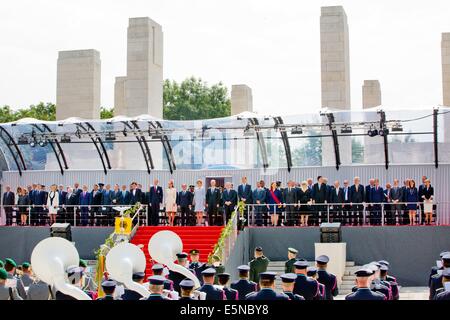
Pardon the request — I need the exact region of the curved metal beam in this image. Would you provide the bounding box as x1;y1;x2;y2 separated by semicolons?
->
122;121;154;174
75;123;111;175
274;117;293;172
150;121;176;174
249;118;269;171
0;126;27;176
325;113;341;170
379;111;389;170
32;124;68;175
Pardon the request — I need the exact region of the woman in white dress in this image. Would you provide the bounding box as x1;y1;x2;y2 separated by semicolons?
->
46;184;59;225
165;180;177;226
193;179;206;226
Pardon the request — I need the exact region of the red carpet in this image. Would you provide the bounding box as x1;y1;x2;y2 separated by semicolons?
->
130;226;223;276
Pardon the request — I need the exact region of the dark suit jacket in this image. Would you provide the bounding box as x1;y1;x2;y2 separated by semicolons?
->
389;187;403;202
58;191;67;205
222;189;238;207
148;186;163;205
101;190;113;206
206;188;221;207
110;190;121;205
65;193;78;206
329;187;344;204
421;186;434;200
311;183;328;203
91;190;103;206
79;192;91;206
176;190;193;207
369;186;384;203
283;187;298;204
129;189;142;205
118;191;131;205
350;185;364;203
238;184;253;204
2;191;15;206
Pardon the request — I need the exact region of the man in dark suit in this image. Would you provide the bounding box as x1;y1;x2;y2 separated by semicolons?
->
237;177;252;228
418;175;427;225
176;184;193;226
33;184;46;226
65;187;78;226
40;185;49;226
2;186;15;226
148;179;163;226
283;180;298;226
311;176;328;226
369;179;384;225
341;180;352;226
90;184;103;226
221;182;237;225
252;181;267;227
118;185;130;205
329;180;344;224
129;182;142;205
57;185;67;223
388;179;403;226
79;185;91;227
350;177;365;226
101;184;113;226
110;184;121;206
206;179;221;226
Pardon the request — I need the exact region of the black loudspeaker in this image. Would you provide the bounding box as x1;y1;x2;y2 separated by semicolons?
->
50;223;72;241
320;222;341;243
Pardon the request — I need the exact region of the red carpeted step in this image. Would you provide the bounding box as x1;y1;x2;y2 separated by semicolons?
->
130;226;224;278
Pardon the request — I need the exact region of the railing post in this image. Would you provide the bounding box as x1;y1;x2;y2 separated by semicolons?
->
28;205;31;225
363;205;366;226
418;203;422;225
381;203;385;226
74;208;77;227
327;204;330;223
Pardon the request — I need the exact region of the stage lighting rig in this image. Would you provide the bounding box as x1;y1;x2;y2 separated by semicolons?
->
379;128;389;137
367;127;379;137
341;125;352;134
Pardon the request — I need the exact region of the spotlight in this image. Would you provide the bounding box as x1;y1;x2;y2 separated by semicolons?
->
29;140;36;147
105;132;116;141
391;124;403;132
60;135;71;143
379;128;389;137
38;140;48;147
367;128;378;137
341;126;352;134
18;135;28;145
291;127;303;135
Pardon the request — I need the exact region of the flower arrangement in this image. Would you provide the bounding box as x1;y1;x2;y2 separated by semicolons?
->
207;210;237;264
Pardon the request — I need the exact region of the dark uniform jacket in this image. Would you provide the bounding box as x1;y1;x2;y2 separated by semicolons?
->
97;295;116;300
198;284;226;300
429;274;444;300
317;269;339;300
230;279;258;300
223;286;239;300
435;290;450;300
168;269;194;293
121;289;143;300
284;291;305;300
146;293;170;300
189;262;206;283
245;288;289;300
249;256;270;283
345;288;386;300
293;274;320;300
285;258;297;274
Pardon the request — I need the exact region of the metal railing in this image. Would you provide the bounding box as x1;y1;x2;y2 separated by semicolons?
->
243;201;440;226
0;201;440;227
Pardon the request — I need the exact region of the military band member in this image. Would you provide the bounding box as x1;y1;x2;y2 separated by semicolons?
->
315;255;339;300
55;266;94;300
230;265;257;300
249;247;270;283
97;280;119;300
145;276;171;300
3;258;26;299
121;272;146;300
434;269;450;300
367;263;392;300
179;279;196;300
430;253;450;300
0;268;23;300
217;273;238;300
79;259;97;291
169;252;192;293
306;267;325;300
379;262;399;300
198;268;226;300
345;269;386;300
246;272;289;300
285;248;298;273
280;273;305;300
20;262;33;287
151;264;174;291
292;260;320;300
26;279;54;300
189;249;205;282
429;251;449;287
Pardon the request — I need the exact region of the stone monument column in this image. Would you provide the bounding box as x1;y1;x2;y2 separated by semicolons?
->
56;49;101;120
442;33;450;142
320;6;351;166
231;84;253;115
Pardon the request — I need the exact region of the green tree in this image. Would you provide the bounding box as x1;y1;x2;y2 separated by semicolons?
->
291;133;322;167
352;138;364;164
163;77;231;120
100;107;114;119
0;102;55;122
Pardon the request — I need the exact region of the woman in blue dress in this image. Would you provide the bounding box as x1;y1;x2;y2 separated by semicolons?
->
406;179;418;225
266;182;283;227
193;179;206;226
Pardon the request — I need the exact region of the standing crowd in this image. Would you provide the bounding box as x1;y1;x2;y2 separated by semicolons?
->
2;175;435;227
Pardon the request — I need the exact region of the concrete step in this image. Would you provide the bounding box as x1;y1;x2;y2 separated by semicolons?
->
345;261;355;267
339;284;355;290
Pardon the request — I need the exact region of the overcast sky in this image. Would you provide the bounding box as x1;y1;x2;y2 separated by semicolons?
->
1;0;450;115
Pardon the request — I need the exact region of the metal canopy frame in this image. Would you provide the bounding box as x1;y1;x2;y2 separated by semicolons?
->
32;124;68;175
379;111;389;170
433;108;439;169
0;126;27;176
274;117;293;172
325;113;341;170
75;122;112;175
122;121;155;174
249;118;269;171
149;121;176;174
